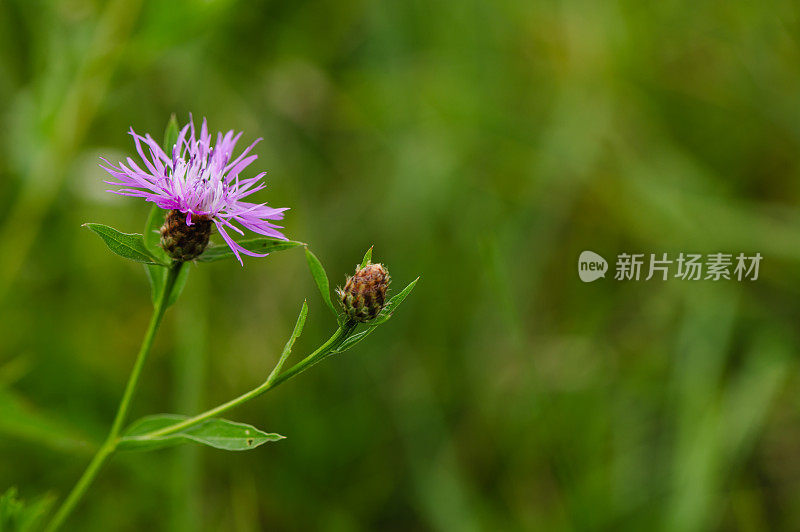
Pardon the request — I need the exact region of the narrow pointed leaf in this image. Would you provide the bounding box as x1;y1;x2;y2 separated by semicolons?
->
359;246;373;268
142;205;187;307
120;414;184;450
119;414;284;452
333;277;419;353
266;300;308;383
145;266;166;305
83;223;167;265
143;204;167;256
334;328;374;354
196;238;305;263
167;262;191;307
305;248;338;318
372;276;419;324
143;205;170;304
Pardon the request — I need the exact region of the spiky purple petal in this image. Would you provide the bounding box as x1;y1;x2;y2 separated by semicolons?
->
102;116;288;264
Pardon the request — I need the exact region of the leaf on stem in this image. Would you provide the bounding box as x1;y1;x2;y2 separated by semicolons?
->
372;276;419;325
167;262;190;307
119;414;284;452
304;248;338;319
196;238;305;263
266;300;308;384
142;207;189;307
83;223;167;265
143;205;170;304
359;246;373;268
333;277;419;353
143;204;166;256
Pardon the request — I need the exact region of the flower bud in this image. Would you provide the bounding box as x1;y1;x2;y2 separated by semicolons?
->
160;209;212;261
337;263;391;322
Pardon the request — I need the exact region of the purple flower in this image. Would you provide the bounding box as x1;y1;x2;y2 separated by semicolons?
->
101;116;288;264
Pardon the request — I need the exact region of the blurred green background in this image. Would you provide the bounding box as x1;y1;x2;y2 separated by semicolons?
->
3;0;800;530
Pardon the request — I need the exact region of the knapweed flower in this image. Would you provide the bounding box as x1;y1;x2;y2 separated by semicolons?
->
101;116;288;264
337;263;391;322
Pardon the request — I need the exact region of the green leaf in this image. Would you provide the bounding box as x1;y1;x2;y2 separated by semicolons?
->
146;263;189;308
141;207;187;307
333;277;419;353
334;328;374;354
305;248;338;319
372;276;419;325
359;246;373;268
83;223;167;265
145;265;165;305
266;300;308;383
163;113;179;153
143;205;170;304
196;238;305;262
0;487;55;532
119;414;284;452
167;262;191;307
143;204;166;256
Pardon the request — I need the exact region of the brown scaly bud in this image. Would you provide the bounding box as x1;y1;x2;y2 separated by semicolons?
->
160;209;212;261
337;263;391;322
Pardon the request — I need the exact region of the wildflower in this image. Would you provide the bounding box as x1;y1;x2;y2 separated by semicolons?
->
337;263;391;322
101;116;288;263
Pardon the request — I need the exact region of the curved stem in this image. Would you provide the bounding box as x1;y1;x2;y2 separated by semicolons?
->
135;320;356;440
109;263;181;436
46;262;182;532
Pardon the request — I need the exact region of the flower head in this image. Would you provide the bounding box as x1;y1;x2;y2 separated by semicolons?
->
101;116;288;264
337;263;391;322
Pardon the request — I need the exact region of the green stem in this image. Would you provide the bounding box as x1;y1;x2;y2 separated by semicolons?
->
45;262;182;532
109;263;180;436
136;320;356;440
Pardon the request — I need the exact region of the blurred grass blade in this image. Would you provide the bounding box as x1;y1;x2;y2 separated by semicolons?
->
83;223;167;265
119;414;284;452
266;300;308;384
0;0;143;303
359;246;373;268
304;248;338;319
163;113;179;153
0;355;32;387
0;487;56;532
196;238;305;262
0;388;94;455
